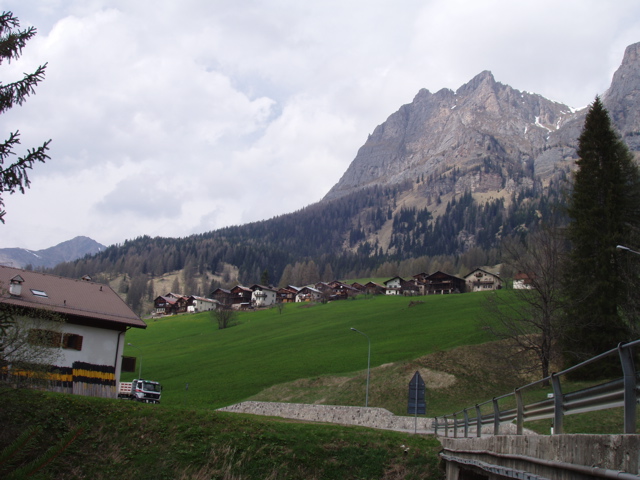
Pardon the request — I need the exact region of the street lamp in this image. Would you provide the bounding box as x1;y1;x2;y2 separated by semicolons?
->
350;327;371;407
616;245;640;256
128;343;143;379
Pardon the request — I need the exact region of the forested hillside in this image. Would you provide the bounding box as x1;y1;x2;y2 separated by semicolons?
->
50;173;565;297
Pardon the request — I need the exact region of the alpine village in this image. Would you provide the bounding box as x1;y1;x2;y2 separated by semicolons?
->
3;8;640;478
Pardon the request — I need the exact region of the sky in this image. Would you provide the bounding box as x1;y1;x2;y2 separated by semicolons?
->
1;0;639;251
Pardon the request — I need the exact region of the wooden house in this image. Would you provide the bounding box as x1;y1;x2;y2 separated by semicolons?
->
363;281;385;295
153;294;188;315
295;286;322;302
276;286;299;303
211;288;232;307
230;285;253;305
421;271;465;295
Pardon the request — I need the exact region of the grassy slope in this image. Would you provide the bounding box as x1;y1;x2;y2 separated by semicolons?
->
123;292;496;409
0;389;442;480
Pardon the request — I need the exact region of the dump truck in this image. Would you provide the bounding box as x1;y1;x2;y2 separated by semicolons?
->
118;378;162;403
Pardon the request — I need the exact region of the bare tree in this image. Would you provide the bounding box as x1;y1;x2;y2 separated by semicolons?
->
1;304;64;391
210;307;238;330
480;224;567;381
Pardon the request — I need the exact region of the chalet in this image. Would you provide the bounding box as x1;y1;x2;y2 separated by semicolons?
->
0;265;146;399
327;281;360;299
513;272;535;290
230;285;253;305
295;286;322;302
250;285;277;307
314;282;333;298
153;293;188;315
276;286;299;303
384;276;404;295
211;287;232;307
400;279;420;296
187;296;219;312
350;282;366;293
153;295;174;315
363;281;386;295
421;271;465;295
412;272;430;284
464;268;503;292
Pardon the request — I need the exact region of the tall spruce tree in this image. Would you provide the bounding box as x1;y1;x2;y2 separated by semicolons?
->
562;97;640;371
0;11;51;223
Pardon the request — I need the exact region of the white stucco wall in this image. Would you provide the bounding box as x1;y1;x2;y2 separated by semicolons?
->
252;289;276;307
12;316;125;385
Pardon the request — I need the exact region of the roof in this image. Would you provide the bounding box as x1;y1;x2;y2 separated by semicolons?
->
0;265;146;329
250;284;277;292
189;295;219;304
463;268;501;280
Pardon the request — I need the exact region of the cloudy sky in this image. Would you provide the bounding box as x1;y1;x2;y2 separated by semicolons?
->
1;0;639;250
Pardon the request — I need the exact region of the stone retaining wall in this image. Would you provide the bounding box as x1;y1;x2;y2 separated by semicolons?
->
217;401;434;433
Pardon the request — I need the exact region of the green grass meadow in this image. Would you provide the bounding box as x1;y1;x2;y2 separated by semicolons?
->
3;289;635;479
122;292;495;409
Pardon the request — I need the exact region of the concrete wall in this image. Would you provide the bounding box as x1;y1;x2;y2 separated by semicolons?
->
218;401;434;433
440;435;640;479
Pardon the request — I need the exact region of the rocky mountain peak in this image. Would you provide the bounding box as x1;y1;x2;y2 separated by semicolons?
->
457;70;496;93
324;66;575;202
324;43;640;206
603;42;640;149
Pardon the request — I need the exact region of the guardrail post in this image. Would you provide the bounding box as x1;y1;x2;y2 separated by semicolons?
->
463;408;469;438
515;388;524;435
475;404;482;437
618;343;637;434
443;415;449;437
551;373;564;435
492;397;500;436
453;413;458;438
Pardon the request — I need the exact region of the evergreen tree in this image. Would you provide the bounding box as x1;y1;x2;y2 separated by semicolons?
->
0;12;51;223
562;97;640;370
260;269;270;286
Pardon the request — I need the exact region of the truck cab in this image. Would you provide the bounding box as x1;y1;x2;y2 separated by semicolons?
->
119;378;162;403
133;379;161;403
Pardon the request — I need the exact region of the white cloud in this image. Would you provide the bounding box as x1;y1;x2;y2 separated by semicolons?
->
1;0;639;250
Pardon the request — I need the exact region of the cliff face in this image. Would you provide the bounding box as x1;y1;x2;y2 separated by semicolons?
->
324;42;640;203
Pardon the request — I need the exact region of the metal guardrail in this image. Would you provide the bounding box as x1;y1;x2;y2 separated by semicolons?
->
434;340;640;437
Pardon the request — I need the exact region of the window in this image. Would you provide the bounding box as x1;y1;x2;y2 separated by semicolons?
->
30;289;48;297
62;333;83;350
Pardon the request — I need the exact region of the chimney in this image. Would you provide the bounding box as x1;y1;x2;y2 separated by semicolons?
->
9;275;24;296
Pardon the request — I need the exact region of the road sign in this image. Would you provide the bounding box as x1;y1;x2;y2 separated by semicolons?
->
408;371;426;415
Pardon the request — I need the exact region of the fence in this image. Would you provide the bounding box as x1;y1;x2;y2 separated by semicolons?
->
434;340;640;437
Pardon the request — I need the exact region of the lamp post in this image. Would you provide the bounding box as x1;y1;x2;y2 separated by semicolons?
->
350;327;371;407
616;245;640;256
128;343;143;379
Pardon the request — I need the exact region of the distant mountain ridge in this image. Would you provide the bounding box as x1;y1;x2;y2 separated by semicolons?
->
0;236;106;269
